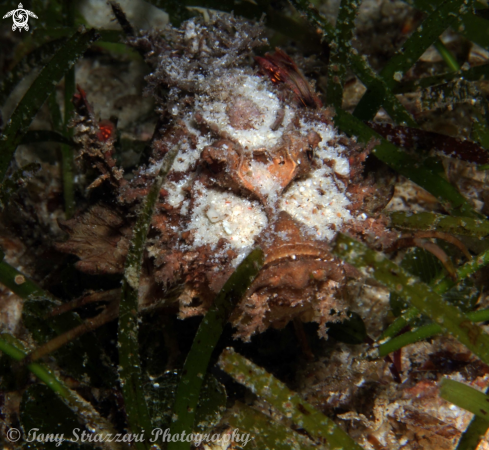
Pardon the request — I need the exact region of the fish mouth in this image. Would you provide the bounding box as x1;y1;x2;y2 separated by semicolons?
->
262;242;330;267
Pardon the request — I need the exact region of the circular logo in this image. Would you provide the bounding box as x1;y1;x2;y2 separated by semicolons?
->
7;427;21;442
13;9;28;28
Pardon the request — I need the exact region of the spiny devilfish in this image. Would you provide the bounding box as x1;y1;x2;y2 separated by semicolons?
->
58;14;395;341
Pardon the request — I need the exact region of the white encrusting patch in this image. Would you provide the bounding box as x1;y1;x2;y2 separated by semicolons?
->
279;174;352;240
166;177;191;208
187;182;268;252
197;70;292;150
164;122;212;211
170;127;211;173
278;121;352;239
